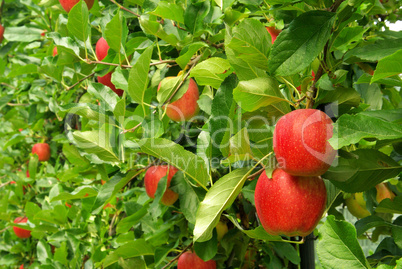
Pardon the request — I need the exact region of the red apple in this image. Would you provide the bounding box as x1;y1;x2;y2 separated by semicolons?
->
0;24;4;44
20;265;24;269
58;0;94;13
254;169;326;237
144;165;179;206
158;78;199;122
266;26;281;44
177;251;216;269
53;47;58;57
32;143;51;162
97;72;124;96
13;217;31;239
65;202;72;208
95;37;109;61
273;109;336;176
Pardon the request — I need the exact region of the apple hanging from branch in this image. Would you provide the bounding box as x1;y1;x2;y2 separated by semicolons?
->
144;165;179;206
177;251;216;269
32;143;51;162
13;217;32;239
58;0;94;13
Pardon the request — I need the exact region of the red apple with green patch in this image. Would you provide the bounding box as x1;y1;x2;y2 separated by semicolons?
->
273;109;336;176
254;169;327;237
177;251;216;269
32;143;51;162
144;165;179;206
13;217;31;239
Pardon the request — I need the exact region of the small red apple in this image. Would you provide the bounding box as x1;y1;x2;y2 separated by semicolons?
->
32;143;51;162
65;202;72;208
144;165;179;206
58;0;94;13
97;72;124;96
53;47;58;57
177;251;216;269
13;217;32;239
158;78;200;122
273;109;336;176
266;26;281;44
20;264;24;269
95;37;109;61
0;24;4;44
255;169;326;237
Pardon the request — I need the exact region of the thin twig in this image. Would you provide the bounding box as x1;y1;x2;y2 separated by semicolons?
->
87;60;131;68
150;59;177;66
247;167;265;180
1;82;17;90
0;226;10;234
67;72;95;90
108;212;118;237
121;122;142;134
110;0;140;17
7;103;29;107
161;242;194;269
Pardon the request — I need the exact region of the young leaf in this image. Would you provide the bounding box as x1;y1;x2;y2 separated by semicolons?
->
190;57;232;89
103;240;154;267
184;1;210;35
151;1;185;24
105;11;128;54
268;11;336;76
372;49;402;82
318;216;371;269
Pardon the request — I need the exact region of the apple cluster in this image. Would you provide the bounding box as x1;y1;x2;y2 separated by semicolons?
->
255;109;336;237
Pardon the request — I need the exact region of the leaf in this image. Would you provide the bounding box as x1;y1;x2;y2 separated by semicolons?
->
139;138;209;188
315;87;361;107
72;130;120;164
127;45;153;116
268;11;336;76
226;215;282;241
376;196;402;215
227;19;271;71
156;76;190;104
355;216;392;237
193;168;249;242
317;216;370;269
151;1;185;24
184;1;210;35
48;32;80;56
190;57;232;89
332;26;367;51
323;149;402;193
105;11;128;54
176;42;208;69
233;77;288;112
344;38;402;62
67;1;90;42
3;26;42;42
50;186;98;201
223;128;253;164
372;49;402;82
103;240;154;267
139;15;179;47
328;112;402;149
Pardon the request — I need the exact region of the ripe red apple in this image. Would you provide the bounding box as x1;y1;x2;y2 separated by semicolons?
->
266;26;281;44
58;0;94;13
97;72;124;96
273;109;336;176
95;37;109;61
20;264;24;269
32;143;51;162
254;169;327;237
53;47;58;57
177;251;216;269
0;24;5;43
158;78;200;122
144;165;179;206
13;217;32;239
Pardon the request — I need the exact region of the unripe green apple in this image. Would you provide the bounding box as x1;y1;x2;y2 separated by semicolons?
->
215;221;228;241
254;169;326;237
0;24;4;44
158;78;200;122
273;109;336;176
13;217;31;239
144;165;179;206
266;26;281;44
32;143;51;162
58;0;94;13
177;251;216;269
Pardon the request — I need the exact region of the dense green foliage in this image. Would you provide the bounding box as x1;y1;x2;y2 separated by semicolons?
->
0;0;402;268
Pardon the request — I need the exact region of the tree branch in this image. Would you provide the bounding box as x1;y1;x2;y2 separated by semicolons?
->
67;72;95;90
110;0;140;17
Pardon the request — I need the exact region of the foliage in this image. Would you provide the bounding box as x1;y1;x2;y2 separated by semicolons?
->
0;0;402;268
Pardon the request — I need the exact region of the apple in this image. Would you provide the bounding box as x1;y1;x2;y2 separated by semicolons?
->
144;165;179;206
20;265;24;269
32;143;51;162
95;37;124;96
273;109;336;176
65;202;72;208
58;0;94;13
346;183;395;219
177;251;216;269
0;24;5;43
53;47;58;57
254;169;326;237
266;26;281;44
13;217;31;239
158;78;200;122
215;221;228;241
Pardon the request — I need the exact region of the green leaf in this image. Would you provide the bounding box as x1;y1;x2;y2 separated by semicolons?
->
317;216;370;269
376;196;402;215
67;0;90;42
226;215;282;241
139;15;179;47
3;26;42;42
194;234;218;261
345;38;402;62
176;42;208;69
324;149;402;193
127;45;153;116
50;186;98;201
72;130;120;164
332;26;367;51
268;11;336;76
190;57;232;89
194;168;249;242
372;49;402;82
233;77;288;112
105;11;128;54
223;128;252;164
116;202;150;234
156;76;190;104
7;64;38;78
103;240;154;267
329;112;402;149
315;87;361;107
355;215;392;237
184;1;210;35
227;19;271;71
139;138;209;189
151;1;185;24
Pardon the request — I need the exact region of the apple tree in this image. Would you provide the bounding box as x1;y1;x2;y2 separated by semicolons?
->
0;0;402;268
